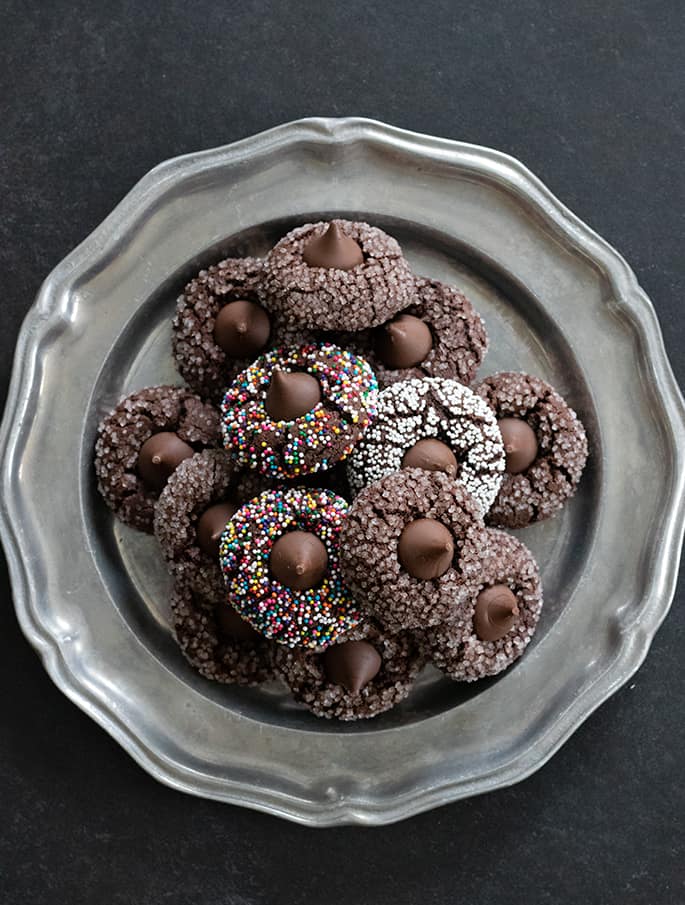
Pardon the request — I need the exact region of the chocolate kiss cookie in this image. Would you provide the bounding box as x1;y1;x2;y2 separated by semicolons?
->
172;256;315;401
475;372;588;528
221;343;378;479
170;578;276;686
364;277;488;388
419;529;542;681
339;469;490;632
346;377;505;515
94;385;220;533
219;488;361;649
261;220;415;331
154;450;268;604
273;620;424;720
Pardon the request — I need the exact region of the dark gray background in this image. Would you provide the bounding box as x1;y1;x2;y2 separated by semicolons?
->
2;1;683;903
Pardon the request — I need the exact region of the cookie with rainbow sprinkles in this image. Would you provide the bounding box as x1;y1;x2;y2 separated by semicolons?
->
220;342;378;479
219;487;361;649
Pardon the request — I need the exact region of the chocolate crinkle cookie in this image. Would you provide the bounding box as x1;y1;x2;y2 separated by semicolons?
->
172;256;315;401
419;529;542;681
154;450;268;604
273;620;424;720
171;578;276;686
358;277;488;388
346;377;504;515
475;372;588;528
261;220;415;331
339;468;490;632
94;385;220;533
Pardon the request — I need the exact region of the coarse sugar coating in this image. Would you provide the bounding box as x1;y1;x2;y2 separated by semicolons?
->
154;450;269;604
261;220;415;331
355;277;488;387
172;256;315;402
94;385;220;533
219;488;361;649
346;377;505;515
475;372;588;528
419;529;542;681
273;620;424;720
339;469;491;632
170;578;276;685
221;343;378;479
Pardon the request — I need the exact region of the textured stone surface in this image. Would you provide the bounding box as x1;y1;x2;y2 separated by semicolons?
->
2;2;684;903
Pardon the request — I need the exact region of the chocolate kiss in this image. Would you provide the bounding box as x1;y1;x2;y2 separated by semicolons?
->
402;438;458;478
265;368;322;422
498;417;539;474
270;530;329;590
473;585;520;641
375;314;433;369
137;432;194;492
213;300;270;358
323;640;382;694
196;501;239;558
214;603;261;642
302;221;364;270
397;518;454;580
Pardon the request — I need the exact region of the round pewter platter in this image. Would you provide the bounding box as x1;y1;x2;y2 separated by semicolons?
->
2;117;684;826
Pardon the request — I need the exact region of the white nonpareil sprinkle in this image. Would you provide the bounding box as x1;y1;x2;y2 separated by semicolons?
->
346;377;505;515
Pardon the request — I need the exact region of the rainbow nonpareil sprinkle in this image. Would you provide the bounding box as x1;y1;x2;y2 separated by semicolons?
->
220;343;378;479
219;487;361;649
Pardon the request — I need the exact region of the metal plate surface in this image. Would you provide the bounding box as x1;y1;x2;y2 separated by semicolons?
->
2;118;684;825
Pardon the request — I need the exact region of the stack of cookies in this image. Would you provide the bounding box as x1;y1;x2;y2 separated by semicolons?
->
94;220;588;720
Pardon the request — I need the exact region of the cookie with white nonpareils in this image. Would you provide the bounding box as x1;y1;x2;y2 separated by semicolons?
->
339;469;491;632
94;385;220;534
261;220;415;331
221;343;378;480
346;377;505;515
154;450;269;605
273;620;424;721
172;256;315;402
475;372;588;528
418;529;542;681
170;578;276;686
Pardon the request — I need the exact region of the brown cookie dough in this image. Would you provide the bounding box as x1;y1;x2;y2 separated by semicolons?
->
94;385;220;533
261;220;415;331
475;372;588;528
273;620;424;720
339;469;490;632
172;256;315;401
170;578;276;686
154;450;269;604
418;529;542;681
